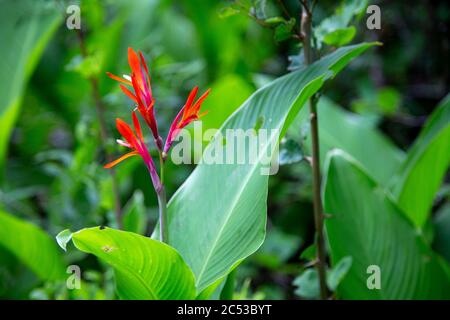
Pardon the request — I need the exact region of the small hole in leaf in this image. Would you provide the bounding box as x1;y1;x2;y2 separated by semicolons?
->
102;245;115;253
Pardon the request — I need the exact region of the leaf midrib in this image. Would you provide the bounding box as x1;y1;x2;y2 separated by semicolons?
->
194;77;326;289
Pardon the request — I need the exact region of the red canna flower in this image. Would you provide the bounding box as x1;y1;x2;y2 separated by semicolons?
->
107;48;162;150
163;86;210;156
104;111;161;192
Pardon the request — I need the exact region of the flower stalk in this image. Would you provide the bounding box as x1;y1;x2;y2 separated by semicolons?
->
157;152;168;242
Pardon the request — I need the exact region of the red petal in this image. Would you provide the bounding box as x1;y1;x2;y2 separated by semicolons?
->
132;111;144;143
185;86;199;110
119;85;138;103
138;50;152;95
106;72;132;86
116;118;138;149
193;88;211;113
128;48;144;89
104;151;139;168
131;75;147;116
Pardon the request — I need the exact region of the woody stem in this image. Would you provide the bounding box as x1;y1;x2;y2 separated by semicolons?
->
300;0;328;299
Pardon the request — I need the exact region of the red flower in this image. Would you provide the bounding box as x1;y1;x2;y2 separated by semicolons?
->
163;86;210;156
104;112;161;191
107;48;162;150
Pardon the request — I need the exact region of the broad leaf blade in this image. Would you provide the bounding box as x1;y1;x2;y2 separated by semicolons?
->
296;97;405;185
433;203;450;262
0;0;61;172
0;210;65;281
323;150;450;299
72;227;196;300
390;94;450;227
163;43;377;292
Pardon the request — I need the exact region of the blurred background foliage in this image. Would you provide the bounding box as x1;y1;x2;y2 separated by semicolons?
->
0;0;448;299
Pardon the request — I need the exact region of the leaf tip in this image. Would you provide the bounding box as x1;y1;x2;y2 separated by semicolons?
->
56;229;73;252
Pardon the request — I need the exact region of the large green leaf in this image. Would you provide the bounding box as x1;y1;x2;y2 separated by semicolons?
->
161;43;377;292
296;97;405;185
71;227;196;300
0;0;61;172
433;202;450;262
0;210;65;281
323;150;450;299
390;94;450;227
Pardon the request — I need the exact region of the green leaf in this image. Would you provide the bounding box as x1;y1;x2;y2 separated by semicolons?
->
161;43;377;292
0;210;65;281
327;256;353;291
377;87;401;115
56;229;73;252
122;190;148;235
323;26;356;47
0;0;61;173
323;150;450;299
264;16;286;25
71;227;196;300
294;256;353;298
315;0;368;48
433;202;450;262
274;18;296;42
218;5;241;19
200;74;254;133
294;268;320;299
296;97;405;185
300;244;317;261
390;94;450;227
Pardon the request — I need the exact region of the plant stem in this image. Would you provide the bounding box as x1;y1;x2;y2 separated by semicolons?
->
76;29;123;229
157;154;168;243
300;0;328;300
157;188;168;243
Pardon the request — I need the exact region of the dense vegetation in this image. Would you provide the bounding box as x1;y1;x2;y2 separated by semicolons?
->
0;0;449;300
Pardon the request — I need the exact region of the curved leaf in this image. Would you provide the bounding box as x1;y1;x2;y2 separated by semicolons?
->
71;227;196;300
390;94;450;227
323;150;450;299
0;0;61;172
161;43;377;291
0;210;65;281
295;97;405;185
433;203;450;262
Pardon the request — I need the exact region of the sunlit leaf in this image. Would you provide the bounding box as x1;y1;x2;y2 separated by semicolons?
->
160;43;377;292
70;227;196;300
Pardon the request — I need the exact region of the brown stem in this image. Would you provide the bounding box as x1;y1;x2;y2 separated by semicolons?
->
76;30;122;229
300;1;328;300
276;0;292;19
